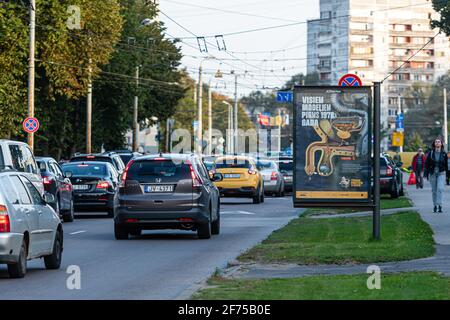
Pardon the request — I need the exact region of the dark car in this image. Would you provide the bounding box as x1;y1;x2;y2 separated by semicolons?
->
111;150;143;166
36;157;75;222
70;152;126;175
380;155;404;198
61;162;120;217
114;153;223;240
274;156;293;192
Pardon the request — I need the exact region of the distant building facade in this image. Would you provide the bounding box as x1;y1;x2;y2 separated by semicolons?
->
307;0;450;149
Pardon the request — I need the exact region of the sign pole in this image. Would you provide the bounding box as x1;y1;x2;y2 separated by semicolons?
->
373;82;381;240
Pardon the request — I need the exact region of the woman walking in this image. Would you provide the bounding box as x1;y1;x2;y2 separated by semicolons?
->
425;138;448;213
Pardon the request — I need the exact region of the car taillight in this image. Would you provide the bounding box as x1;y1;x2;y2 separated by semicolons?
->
248;168;258;175
0;205;10;233
96;181;110;189
189;165;202;188
271;171;278;180
122;160;134;182
386;166;393;176
43;176;53;185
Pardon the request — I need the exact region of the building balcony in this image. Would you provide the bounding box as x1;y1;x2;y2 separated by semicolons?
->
389;30;436;37
389;42;434;49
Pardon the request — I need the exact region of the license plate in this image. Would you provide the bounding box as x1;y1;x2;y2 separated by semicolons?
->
144;185;174;193
284;176;292;181
73;184;89;191
224;174;240;179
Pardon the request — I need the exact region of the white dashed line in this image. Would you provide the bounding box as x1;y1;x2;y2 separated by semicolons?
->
70;230;87;235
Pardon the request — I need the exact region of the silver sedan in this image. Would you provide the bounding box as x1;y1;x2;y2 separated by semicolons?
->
256;159;285;197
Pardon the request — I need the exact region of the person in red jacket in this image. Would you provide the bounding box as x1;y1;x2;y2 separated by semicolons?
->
412;148;426;189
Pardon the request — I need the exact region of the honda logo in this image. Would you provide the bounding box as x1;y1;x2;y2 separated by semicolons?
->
155;178;162;183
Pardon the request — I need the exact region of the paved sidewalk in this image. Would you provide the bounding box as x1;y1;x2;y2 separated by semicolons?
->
220;183;450;280
407;182;450;245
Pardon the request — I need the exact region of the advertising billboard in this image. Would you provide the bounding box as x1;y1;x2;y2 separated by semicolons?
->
293;86;373;207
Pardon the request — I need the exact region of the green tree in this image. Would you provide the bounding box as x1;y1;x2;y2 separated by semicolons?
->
0;2;28;138
431;0;450;35
405;132;425;152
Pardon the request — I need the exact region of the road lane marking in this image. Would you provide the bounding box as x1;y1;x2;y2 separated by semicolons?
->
70;230;87;235
222;211;255;215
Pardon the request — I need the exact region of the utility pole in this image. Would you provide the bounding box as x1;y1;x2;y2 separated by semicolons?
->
27;0;36;152
278;109;282;154
86;59;93;153
397;95;403;153
234;74;238;155
373;82;381;240
208;81;212;155
197;65;203;154
444;88;448;146
133;65;140;152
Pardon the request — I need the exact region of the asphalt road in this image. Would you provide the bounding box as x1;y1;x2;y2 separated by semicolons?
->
0;196;301;300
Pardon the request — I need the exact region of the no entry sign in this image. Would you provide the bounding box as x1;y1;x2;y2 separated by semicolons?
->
338;74;362;87
23;117;40;133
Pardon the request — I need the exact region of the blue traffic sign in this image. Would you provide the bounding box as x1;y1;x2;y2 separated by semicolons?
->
277;91;293;103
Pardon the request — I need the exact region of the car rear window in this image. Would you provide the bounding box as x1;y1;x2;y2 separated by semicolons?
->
119;154;133;165
62;163;107;176
127;160;191;181
257;161;276;170
278;161;293;172
71;156;113;164
215;159;252;169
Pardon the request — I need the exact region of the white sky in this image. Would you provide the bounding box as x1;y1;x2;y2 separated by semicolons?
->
158;0;320;98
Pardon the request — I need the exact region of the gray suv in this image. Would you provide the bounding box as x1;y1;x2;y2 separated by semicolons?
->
114;154;223;240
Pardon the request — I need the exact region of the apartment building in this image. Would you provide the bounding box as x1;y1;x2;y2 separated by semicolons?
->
307;0;450;146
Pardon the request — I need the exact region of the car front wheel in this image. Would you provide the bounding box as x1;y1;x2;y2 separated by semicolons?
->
211;204;220;235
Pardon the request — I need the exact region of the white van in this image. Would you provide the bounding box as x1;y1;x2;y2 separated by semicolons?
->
0;140;44;195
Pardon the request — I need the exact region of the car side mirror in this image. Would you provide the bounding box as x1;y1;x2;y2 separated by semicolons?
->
211;173;223;182
43;192;56;205
64;171;73;178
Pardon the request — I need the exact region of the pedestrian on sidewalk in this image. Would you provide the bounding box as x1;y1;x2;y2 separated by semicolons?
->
412;148;426;189
424;138;448;213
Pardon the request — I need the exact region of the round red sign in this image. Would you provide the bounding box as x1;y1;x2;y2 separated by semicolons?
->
23;117;40;133
338;74;362;87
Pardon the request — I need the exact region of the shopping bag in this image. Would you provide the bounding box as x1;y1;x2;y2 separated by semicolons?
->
408;172;416;185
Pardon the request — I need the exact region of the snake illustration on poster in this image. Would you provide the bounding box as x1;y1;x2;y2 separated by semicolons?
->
293;86;373;207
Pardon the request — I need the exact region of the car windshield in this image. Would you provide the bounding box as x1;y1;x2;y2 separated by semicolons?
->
62;163;107;176
0;146;4;168
215;159;252;169
127;160;191;180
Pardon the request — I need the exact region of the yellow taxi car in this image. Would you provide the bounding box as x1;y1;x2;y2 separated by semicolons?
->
212;156;264;204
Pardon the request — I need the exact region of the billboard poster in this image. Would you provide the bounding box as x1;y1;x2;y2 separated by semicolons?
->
293;86;372;207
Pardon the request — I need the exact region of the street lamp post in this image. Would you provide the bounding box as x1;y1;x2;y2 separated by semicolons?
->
27;0;36;152
197;64;203;154
223;101;233;154
133;65;141;152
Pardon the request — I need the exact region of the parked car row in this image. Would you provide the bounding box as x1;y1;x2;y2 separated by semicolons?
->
1;140;63;278
0;141;144;278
